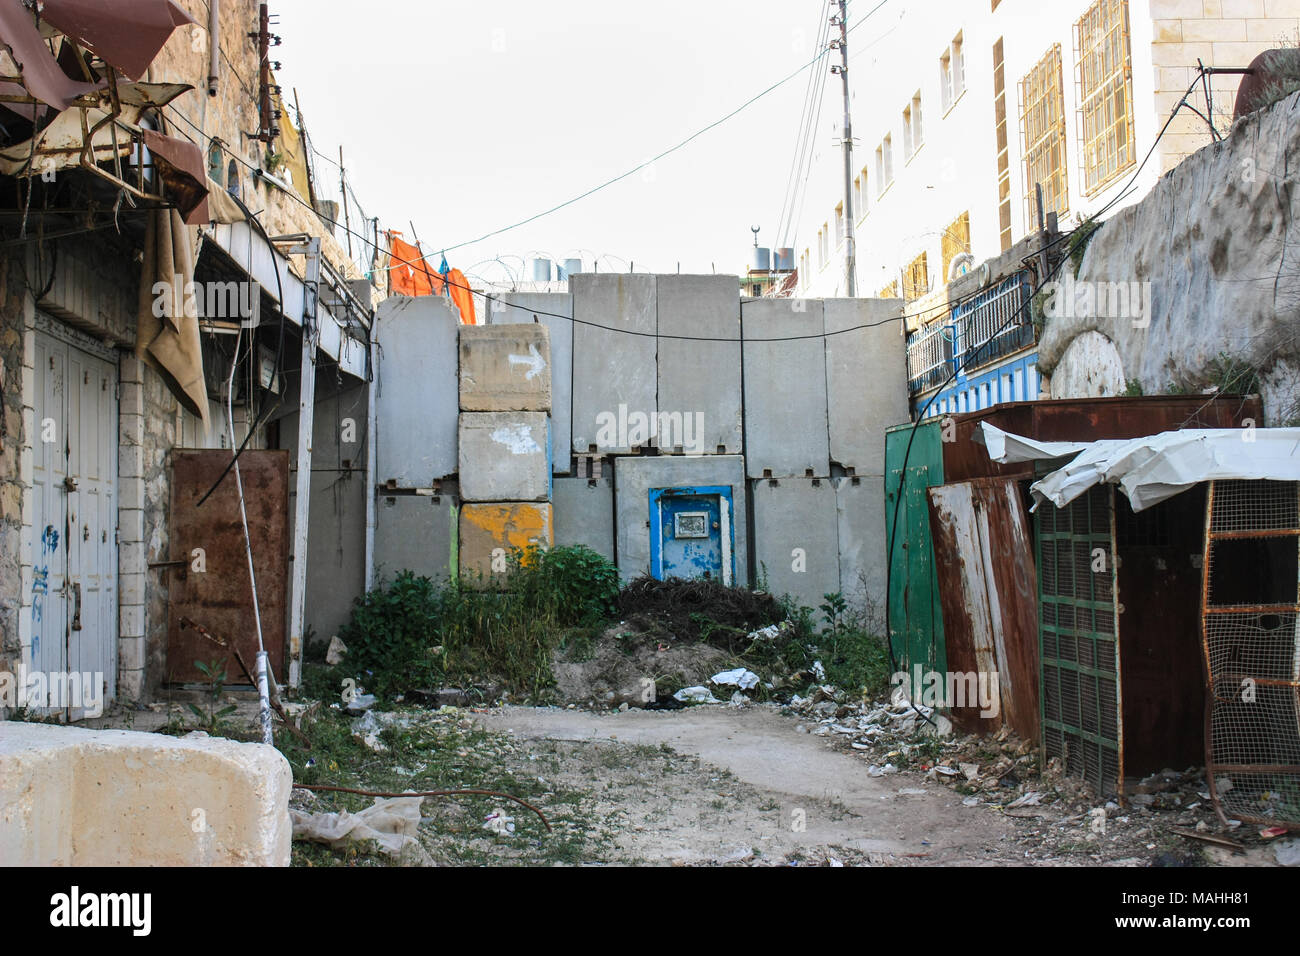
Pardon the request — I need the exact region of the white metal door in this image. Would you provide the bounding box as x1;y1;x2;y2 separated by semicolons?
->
31;326;117;718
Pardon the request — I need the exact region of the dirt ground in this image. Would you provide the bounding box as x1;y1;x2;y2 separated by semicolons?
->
474;703;1019;865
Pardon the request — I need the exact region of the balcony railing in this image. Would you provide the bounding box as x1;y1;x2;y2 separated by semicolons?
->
906;272;1034;394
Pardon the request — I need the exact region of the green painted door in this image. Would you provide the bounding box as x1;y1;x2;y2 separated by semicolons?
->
884;422;946;678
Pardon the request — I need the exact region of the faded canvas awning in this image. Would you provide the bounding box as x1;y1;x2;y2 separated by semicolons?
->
978;422;1300;512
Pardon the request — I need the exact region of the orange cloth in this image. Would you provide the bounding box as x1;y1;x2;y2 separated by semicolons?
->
387;233;443;297
446;268;476;325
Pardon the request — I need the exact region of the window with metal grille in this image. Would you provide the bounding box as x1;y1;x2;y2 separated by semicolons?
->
903;92;923;160
876;135;893;195
903;251;929;301
941;211;971;284
1020;44;1069;228
1075;0;1135;196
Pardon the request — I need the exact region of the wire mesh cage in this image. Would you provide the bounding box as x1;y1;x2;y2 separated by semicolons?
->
1202;479;1300;830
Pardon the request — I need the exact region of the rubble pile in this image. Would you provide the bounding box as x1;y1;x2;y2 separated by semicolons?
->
785;686;1293;864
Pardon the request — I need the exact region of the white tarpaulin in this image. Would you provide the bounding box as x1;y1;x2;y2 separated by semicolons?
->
977;422;1300;512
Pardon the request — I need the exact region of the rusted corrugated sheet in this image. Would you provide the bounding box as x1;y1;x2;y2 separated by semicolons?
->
928;478;1041;743
165;450;289;684
40;0;195;81
940;395;1263;482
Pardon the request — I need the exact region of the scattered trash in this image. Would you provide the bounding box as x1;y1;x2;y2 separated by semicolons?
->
811;660;826;681
673;686;720;704
325;635;348;666
960;763;980;781
1005;792;1043;809
350;711;387;752
344;692;376;716
1260;825;1289;839
290;796;424;858
482;809;516;836
710;668;760;691
1275;839;1300;867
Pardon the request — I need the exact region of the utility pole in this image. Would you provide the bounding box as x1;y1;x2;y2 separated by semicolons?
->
831;0;856;296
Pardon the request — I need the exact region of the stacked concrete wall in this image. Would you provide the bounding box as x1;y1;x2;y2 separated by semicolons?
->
552;476;614;562
456;323;554;581
570;274;657;454
656;276;743;454
488;293;572;472
373;483;457;585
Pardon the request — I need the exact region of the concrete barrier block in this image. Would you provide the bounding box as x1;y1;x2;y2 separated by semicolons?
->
0;722;291;865
552;476;614;562
459;502;553;583
459;323;552;412
375;296;460;486
374;481;458;584
490;293;573;473
656;275;743;454
458;412;550;502
614;455;747;584
742;299;829;478
824;299;908;475
752;477;840;613
571;274;656;454
835;475;888;611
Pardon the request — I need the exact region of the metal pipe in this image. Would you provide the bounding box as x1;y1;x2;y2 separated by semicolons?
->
207;0;220;97
364;328;377;594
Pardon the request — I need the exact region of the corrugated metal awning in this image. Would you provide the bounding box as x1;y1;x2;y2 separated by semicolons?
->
978;422;1300;512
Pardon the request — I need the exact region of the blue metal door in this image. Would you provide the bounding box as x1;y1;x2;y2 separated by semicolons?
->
649;486;734;584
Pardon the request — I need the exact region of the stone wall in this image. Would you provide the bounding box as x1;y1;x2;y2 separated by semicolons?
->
0;251;27;716
1040;88;1300;424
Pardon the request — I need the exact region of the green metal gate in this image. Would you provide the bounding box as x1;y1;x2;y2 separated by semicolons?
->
1035;482;1122;795
884;422;947;676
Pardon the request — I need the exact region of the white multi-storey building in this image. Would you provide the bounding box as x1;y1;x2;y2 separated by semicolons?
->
788;0;1298;415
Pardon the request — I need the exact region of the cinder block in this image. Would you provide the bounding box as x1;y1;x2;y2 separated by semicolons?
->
490;293;573;472
570;274;656;454
552;476;614;562
459;323;552;412
459;502;553;583
373;484;457;584
613;455;747;584
374;296;460;486
742;299;829;478
835;475;888;614
824;299;908;475
655;275;743;454
457;412;550;502
0;722;291;865
751;477;839;614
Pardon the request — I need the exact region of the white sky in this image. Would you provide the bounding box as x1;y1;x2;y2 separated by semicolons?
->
273;0;856;283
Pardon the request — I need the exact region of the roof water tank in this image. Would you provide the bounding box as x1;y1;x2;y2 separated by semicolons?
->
751;246;771;272
562;257;583;278
530;258;552;282
775;248;795;271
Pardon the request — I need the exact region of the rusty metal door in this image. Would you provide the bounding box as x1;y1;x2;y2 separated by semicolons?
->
928;478;1041;743
165;449;289;684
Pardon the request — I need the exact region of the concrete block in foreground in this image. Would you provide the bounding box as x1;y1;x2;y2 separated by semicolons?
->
0;722;291;866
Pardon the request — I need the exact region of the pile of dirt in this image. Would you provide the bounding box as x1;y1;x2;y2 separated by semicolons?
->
552;620;732;708
615;577;784;650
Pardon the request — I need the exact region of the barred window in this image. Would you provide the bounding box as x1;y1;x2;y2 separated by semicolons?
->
1020;44;1069;227
1075;0;1135;195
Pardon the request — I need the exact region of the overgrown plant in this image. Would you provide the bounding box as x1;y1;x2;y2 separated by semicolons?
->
189;658;238;733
